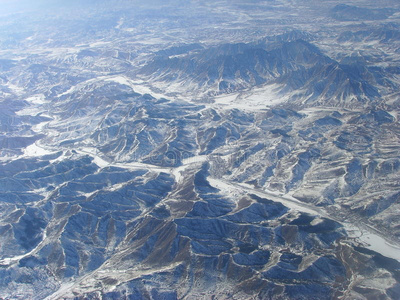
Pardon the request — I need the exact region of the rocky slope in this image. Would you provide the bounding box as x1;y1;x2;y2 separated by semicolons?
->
1;0;400;299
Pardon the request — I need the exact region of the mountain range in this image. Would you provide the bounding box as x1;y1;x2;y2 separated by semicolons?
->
1;0;400;299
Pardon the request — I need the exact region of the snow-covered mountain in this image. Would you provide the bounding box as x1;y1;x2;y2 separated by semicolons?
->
139;38;383;107
1;0;400;299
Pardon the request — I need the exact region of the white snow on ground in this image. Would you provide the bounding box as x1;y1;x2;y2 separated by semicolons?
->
172;155;207;183
10;74;400;269
58;75;173;100
212;84;296;111
76;148;110;168
7;83;25;95
79;148;110;168
15;95;49;116
106;76;175;100
24;143;55;157
76;148;171;173
105;75;132;87
44;261;183;300
57;82;86;97
32;118;51;133
25;94;46;104
43;282;75;300
209;178;320;216
89;41;111;47
92;155;110;168
0;227;48;267
388;110;399;122
182;155;208;165
15;107;41;116
344;223;400;262
78;148;207;182
122;28;135;32
209;178;400;262
115;161;170;173
115;17;124;29
213;92;241;106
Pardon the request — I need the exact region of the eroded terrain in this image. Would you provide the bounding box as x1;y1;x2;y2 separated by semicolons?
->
1;0;400;299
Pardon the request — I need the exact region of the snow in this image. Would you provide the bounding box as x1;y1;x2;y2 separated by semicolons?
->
24;143;55;157
76;148;110;168
115;161;169;173
212;84;290;111
44;282;75;300
344;223;400;262
209;178;400;262
93;155;110;168
15;107;39;116
58;75;173;101
57;85;77;97
182;155;208;165
115;17;124;29
57;77;107;97
107;76;175;100
209;178;320;216
105;75;131;87
0;226;48;267
89;41;111;47
387;110;398;122
172;155;207;183
7;83;25;95
49;151;69;164
32;119;50;133
25;94;46;104
213;93;240;105
76;147;172;173
77;147;207;184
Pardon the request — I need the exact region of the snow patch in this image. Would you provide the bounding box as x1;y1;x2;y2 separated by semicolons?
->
107;76;174;100
345;223;400;262
105;76;131;87
212;84;289;111
25;94;46;104
0;225;48;267
89;41;111;47
210;178;400;262
32;120;50;133
172;155;207;183
24;143;55;157
115;17;124;29
7;83;25;95
209;178;319;216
